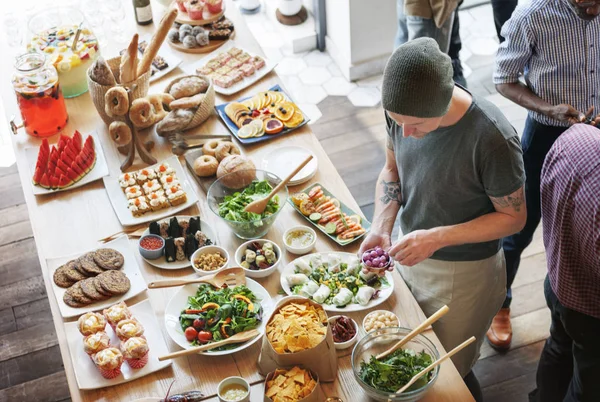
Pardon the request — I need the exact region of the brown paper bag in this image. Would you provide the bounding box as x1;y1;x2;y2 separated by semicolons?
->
257;296;338;382
263;368;326;402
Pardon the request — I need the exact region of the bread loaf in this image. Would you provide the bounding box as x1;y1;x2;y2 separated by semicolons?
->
120;34;139;83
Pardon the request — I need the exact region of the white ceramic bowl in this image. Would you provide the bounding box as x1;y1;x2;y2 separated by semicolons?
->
328;315;359;350
191;245;230;276
282;225;317;255
234;239;281;278
362;310;401;334
217;376;250;402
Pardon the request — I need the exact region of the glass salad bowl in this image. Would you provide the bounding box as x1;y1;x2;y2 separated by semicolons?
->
207;169;288;239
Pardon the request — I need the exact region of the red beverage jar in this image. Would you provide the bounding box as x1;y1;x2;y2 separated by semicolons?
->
11;52;68;138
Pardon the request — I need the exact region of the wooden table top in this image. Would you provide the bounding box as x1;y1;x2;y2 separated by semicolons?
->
0;2;474;401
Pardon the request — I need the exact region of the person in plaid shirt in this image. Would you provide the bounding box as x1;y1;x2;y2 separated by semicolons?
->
530;123;600;402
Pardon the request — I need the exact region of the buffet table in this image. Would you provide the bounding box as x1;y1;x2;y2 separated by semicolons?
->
0;2;474;401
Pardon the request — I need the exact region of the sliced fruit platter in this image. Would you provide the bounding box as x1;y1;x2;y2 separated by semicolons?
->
26;131;109;195
215;85;309;145
288;183;371;246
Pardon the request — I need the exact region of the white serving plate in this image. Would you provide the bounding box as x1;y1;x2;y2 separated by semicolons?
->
47;235;148;318
64;299;172;390
186;40;277;96
25;132;109;196
103;156;199;227
164;279;272;356
280;252;395;313
140;216;217;270
141;35;182;83
261;146;318;186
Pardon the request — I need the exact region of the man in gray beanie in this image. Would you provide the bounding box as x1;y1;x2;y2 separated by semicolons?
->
359;37;526;401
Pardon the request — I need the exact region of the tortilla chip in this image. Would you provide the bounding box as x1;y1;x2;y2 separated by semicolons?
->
266;302;327;354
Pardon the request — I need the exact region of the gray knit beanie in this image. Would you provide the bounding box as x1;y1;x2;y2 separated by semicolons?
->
382;37;454;118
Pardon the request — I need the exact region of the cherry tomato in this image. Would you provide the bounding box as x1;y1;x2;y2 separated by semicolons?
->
251;110;260;117
184;327;198;341
197;331;213;344
193;318;205;330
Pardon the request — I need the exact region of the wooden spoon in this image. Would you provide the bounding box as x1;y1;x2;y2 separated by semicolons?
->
147;267;245;289
158;329;260;361
393;336;476;396
376;305;449;360
243;154;314;214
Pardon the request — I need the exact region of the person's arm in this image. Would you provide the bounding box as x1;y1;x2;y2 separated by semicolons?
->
389;186;526;266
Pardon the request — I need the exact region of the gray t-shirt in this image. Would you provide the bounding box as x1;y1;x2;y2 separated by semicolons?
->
386;92;525;261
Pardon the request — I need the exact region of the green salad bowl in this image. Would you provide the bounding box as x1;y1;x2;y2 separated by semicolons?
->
351;327;440;402
207;169;288;239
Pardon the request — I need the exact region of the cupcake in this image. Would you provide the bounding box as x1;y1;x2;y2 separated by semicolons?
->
116;318;145;341
121;336;150;369
77;312;107;336
83;331;110;356
93;347;124;379
103;301;132;330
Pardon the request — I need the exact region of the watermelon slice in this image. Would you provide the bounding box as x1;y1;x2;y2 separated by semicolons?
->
70;161;83;177
50;175;60;189
72;131;82;152
39;173;50;189
64;142;78;161
66;167;80;182
57;174;73;189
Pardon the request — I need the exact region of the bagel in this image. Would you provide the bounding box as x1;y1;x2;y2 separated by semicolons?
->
202;140;221;157
129;98;155;129
147;93;174;122
104;86;129;117
214;141;241;162
193;155;219;177
108;121;132;146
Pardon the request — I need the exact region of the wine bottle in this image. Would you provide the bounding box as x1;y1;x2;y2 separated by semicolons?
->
133;0;153;25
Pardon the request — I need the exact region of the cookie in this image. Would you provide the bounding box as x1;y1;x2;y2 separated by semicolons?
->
65;282;93;305
63;292;87;308
63;260;89;282
78;252;105;276
80;277;109;301
93;248;124;270
53;266;75;288
98;271;131;295
72;258;89;276
94;276;113;297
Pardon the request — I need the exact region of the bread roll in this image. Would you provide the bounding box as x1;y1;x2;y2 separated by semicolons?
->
120;34;139;83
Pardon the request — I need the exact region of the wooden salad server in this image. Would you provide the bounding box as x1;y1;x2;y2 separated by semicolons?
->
376;305;449;360
147;267;245;289
158;329;260;361
393;336;476;396
243;154;314;214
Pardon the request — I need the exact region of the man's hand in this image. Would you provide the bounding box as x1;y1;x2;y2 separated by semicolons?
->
358;231;392;257
547;104;587;125
388;229;443;267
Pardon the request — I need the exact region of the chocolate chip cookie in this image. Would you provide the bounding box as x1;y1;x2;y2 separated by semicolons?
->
78;252;105;276
53;266;75;288
93;248;124;270
63;292;87;308
93;276;113;297
62;260;88;282
80;277;109;301
65;282;93;305
98;270;130;295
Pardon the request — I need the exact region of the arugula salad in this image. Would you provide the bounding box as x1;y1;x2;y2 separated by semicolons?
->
286;253;389;308
179;284;263;349
218;180;280;222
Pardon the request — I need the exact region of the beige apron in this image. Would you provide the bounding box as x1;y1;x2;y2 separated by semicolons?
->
398;248;506;377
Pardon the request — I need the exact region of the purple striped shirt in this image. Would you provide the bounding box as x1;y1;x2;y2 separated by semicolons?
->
541;124;600;319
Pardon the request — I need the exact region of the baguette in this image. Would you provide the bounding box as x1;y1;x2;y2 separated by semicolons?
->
137;8;178;77
120;34;139;83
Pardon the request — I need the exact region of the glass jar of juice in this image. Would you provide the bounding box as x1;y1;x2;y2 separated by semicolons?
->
11;52;68;138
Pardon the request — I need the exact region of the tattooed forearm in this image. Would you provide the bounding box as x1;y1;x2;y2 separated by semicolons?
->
380;180;401;204
490;187;525;212
386;135;394;151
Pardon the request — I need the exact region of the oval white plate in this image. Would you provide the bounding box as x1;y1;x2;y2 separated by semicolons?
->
280;252;394;312
164;278;272;355
261;146;318;186
140;216;217;270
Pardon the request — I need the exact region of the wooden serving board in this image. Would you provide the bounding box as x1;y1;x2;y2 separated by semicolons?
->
173;2;225;26
168;35;231;54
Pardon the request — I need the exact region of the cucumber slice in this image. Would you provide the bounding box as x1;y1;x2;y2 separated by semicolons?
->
309;212;322;222
324;222;337;235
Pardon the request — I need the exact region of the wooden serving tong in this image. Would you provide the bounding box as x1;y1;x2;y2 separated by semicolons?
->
158;329;260;361
148;267;246;289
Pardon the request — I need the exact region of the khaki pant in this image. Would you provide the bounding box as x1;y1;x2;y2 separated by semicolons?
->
398;249;506;376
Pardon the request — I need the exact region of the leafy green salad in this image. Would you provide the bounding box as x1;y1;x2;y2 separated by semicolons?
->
179;284;262;350
218;180;280;222
359;348;434;393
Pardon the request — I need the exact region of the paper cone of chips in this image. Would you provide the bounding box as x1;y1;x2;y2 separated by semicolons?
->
263;366;326;402
258;296;338;382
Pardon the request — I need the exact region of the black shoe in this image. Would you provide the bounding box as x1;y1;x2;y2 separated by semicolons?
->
452;59;467;88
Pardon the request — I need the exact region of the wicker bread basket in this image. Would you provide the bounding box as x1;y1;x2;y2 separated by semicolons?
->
164;74;215;131
87;56;151;125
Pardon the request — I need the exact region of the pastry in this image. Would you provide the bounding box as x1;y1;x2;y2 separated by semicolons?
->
120;33;139;83
227;47;243;57
250;55;266;69
155;162;175;177
98;270;131;295
142;179;161;194
53;265;75;288
138;40;169;71
119;172;137;191
103;301;132;330
196;31;209;46
137;9;178;77
125;185;144;200
129;98;155;129
182;35;198;48
214;141;241;162
185;0;204;20
193;155;218;177
165;184;187;206
205;0;223;14
121;336;149;369
156;109;195;136
202;139;221;157
93;248;124;270
83;331;111;356
227;69;243;84
147;190;170;211
128;196;151;217
89;57;117;86
80;277;109;301
169;76;208;99
212;17;233;31
78;252;105;276
104;86;129;117
239;63;256;77
170;93;205;110
77;312;107;336
116;318;145;341
136;168;157;183
93;347;124;379
209;29;232;41
109;122;132;146
213;74;234;89
167;28;179;43
159;173;180;187
147;93;174;122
